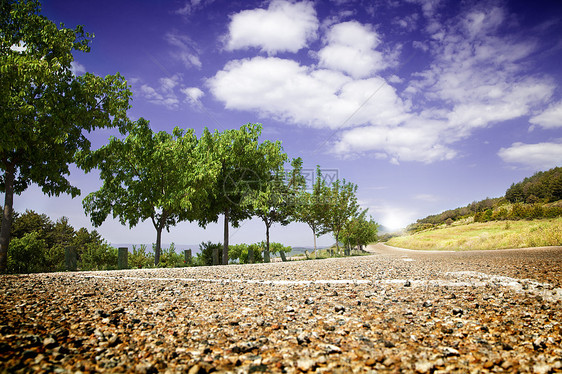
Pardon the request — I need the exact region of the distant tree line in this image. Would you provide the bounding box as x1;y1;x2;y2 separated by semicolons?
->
7;210;117;273
408;166;562;233
505;167;562;204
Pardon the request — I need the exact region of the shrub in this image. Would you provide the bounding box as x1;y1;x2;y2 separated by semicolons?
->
195;241;222;266
79;242;118;271
7;232;48;274
129;244;153;269
158;243;185;268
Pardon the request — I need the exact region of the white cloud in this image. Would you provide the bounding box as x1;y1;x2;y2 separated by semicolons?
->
209;2;557;165
317;21;391;78
10;41;27;53
414;194;440;202
175;0;213;16
334;119;457;164
498;141;562;170
70;61;86;75
225;0;318;54
208;56;409;129
138;75;183;109
181;87;205;106
165;32;202;69
530;100;562;129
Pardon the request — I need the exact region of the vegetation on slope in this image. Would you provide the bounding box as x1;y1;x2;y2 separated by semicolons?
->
390;166;562;250
387;217;562;251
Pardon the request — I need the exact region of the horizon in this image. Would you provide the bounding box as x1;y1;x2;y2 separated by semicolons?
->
4;0;562;248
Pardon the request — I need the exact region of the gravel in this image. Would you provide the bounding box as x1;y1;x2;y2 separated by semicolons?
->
1;243;561;373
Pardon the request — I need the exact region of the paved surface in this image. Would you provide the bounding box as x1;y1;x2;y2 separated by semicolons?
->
1;244;561;373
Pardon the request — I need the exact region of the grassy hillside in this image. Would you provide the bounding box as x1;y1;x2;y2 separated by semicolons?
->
386;217;562;251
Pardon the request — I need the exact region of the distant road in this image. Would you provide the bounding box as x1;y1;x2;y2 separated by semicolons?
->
368;242;562;285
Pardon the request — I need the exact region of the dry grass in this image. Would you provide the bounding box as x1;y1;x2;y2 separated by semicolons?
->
386;217;562;251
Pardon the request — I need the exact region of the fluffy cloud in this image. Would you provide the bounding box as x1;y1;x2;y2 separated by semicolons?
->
530;100;562;129
208;56;409;129
70;61;86;76
210;1;557;164
225;0;318;54
498;141;562;170
318;21;390;78
181;87;205;107
334;120;457;164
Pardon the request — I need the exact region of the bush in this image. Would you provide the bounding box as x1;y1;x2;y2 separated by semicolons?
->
79;242;118;271
158;243;185;268
7;232;48;274
195;241;222;266
129;244;153;269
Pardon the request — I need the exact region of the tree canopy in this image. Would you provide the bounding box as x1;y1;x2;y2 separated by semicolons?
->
0;0;131;272
78;118;214;265
197;123;287;264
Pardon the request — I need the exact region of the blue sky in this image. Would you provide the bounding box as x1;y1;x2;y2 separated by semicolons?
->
12;0;562;248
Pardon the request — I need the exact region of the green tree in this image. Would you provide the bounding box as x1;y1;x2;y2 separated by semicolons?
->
0;0;131;272
7;231;47;273
296;166;329;255
242;158;306;263
198;123;285;265
341;209;379;254
320;179;360;255
11;209;52;239
78;119;213;266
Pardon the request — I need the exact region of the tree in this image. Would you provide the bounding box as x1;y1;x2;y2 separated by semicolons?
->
296;166;329;255
243;158;306;262
0;0;131;272
198;123;286;265
78;119;213;266
341;209;379;254
320;179;360;255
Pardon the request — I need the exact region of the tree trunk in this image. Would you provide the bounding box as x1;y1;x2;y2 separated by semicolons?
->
264;219;270;263
0;164;15;273
154;226;162;266
312;227;317;260
222;208;229;265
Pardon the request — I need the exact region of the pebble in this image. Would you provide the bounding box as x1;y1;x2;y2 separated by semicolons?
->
0;243;561;373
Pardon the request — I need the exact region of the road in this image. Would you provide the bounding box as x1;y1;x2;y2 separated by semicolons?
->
1;244;561;372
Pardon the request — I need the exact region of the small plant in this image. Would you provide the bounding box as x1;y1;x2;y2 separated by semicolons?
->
129;244;153;269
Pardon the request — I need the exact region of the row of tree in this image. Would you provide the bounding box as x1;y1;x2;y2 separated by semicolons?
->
78;120;378;267
0;0;378;272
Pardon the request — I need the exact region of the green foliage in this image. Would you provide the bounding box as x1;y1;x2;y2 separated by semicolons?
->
195;241;222;267
129;244;153;269
295;166;330;251
341;210;379;252
80;242;118;271
157;243;185;268
268;242;292;255
505;167;562;203
197;123;289;264
6;210;108;273
319;179;360;253
7;232;47;273
78;118;215;266
0;0;131;273
229;243;263;264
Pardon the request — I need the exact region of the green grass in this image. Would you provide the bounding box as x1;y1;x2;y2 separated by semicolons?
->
386;217;562;251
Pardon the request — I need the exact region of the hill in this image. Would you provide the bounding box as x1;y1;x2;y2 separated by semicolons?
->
406;166;562;233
